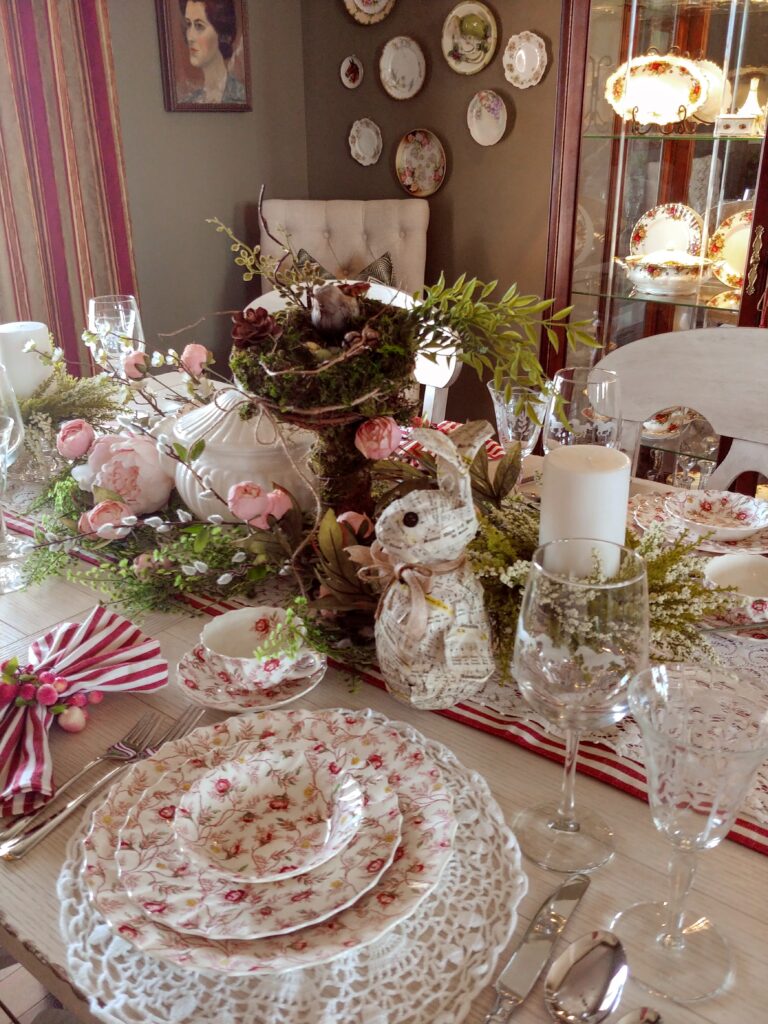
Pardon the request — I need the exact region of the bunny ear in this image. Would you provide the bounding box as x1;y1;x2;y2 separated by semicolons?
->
448;420;494;461
410;421;493;507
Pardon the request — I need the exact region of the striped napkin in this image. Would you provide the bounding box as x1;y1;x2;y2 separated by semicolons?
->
399;420;505;461
0;605;168;817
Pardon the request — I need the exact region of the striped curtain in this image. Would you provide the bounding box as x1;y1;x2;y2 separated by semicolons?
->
0;0;138;374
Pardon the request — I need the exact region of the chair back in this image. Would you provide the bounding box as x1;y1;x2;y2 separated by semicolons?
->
597;327;768;488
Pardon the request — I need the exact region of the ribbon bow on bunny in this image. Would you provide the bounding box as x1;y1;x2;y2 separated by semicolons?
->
348;540;467;640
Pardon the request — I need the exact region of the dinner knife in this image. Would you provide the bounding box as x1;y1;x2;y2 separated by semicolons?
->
484;873;591;1023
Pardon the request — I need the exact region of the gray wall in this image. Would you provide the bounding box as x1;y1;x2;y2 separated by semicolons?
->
107;0;309;365
301;0;562;420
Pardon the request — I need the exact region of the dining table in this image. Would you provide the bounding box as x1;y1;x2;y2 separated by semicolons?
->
0;462;766;1024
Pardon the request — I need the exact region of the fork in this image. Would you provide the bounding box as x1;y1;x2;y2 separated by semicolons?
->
0;706;205;860
0;712;158;844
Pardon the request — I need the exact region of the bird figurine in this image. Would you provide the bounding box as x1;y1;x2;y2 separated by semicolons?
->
310;281;369;334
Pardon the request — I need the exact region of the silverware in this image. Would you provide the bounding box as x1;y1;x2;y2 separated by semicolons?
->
484;873;591;1023
0;711;159;844
543;930;628;1024
0;706;204;860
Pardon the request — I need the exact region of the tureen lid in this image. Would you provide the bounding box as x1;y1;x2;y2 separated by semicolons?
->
171;389;314;449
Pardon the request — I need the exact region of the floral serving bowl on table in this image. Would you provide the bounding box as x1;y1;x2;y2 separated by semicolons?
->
614;250;712;294
704;553;768;626
664;490;768;542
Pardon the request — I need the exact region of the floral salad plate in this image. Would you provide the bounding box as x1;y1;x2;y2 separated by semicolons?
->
630;203;703;257
630;492;768;556
379;36;425;100
605;54;707;126
441;1;497;75
503;31;547;89
467;89;507;146
114;742;402;942
343;0;396;25
349;118;383;167
707;209;754;289
83;708;456;975
175;645;325;713
395;129;446;197
173;746;366;883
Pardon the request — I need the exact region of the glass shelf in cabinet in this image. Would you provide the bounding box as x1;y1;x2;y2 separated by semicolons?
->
581;131;765;143
572;269;740;314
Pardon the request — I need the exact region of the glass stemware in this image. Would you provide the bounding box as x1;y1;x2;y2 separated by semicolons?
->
87;294;145;373
487;381;548;457
612;664;768;1003
542;367;622;452
513;539;649;872
0;364;28;592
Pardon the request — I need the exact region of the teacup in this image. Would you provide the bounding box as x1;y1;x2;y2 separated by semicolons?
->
200;606;325;690
704;554;768;624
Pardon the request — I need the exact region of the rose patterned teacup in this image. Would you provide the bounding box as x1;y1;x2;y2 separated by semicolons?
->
705;554;768;625
200;606;324;691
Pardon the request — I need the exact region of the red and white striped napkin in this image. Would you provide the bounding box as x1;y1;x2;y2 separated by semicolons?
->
398;420;505;461
0;605;168;817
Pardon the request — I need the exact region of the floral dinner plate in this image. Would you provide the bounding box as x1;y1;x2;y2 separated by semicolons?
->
503;31;547;89
379;36;425;100
395;129;446;197
343;0;396;25
605;54;707;125
83;708;456;974
707;209;753;289
630;492;768;556
114;741;401;941
441;1;497;75
467;90;507;146
630;203;703;257
349;118;383;167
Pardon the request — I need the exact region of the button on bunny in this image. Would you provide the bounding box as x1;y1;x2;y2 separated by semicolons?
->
367;421;496;709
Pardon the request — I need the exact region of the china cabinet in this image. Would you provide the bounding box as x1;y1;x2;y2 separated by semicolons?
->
543;0;768;486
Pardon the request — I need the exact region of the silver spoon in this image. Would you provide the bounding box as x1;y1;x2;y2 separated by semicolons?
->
615;1012;662;1024
544;930;628;1024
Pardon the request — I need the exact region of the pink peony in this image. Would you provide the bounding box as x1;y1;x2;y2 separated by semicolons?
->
266;488;292;521
336;511;374;539
56;420;95;460
354;417;403;460
180;343;210;377
227;481;270;527
78;499;132;540
72;433;175;515
122;350;149;380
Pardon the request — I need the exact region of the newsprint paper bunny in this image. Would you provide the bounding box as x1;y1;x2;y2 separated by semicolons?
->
354;421;496;709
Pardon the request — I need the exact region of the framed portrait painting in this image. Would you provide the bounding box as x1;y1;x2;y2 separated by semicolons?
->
156;0;251;112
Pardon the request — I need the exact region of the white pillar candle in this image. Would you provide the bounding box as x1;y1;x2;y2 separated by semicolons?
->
0;322;53;400
539;444;631;576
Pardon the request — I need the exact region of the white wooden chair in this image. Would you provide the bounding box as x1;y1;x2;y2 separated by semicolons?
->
597;327;768;488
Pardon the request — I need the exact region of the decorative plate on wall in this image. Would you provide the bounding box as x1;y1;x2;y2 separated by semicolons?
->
343;0;396;25
441;1;498;76
395;129;447;197
379;36;426;100
466;90;507;146
340;55;364;89
707;209;754;289
503;31;547;89
349;118;383;166
630;203;703;257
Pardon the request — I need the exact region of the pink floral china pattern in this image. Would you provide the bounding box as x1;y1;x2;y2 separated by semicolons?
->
174;746;366;883
630;492;768;556
707;209;754;289
605;55;707;126
114;746;401;941
395;130;447;197
665;489;768;542
174;646;325;713
83;709;456;974
630;203;703;257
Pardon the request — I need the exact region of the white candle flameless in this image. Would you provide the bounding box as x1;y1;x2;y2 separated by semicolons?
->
0;322;53;400
539;444;631;576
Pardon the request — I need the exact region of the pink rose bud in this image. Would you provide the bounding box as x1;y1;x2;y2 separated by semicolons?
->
78;499;132;541
336;511;374;539
266;488;292;521
58;706;88;733
36;683;60;706
54;677;69;693
227;481;271;528
56;419;96;460
180;343;210;377
68;692;89;708
87;690;104;704
354;417;403;460
0;683;18;705
37;670;55;685
133;552;155;576
19;682;37;701
122;349;149;380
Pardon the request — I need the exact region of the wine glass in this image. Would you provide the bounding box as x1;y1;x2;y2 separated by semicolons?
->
87;294;145;373
0;364;28;592
513;538;649;872
542;367;622;452
486;381;548;457
612;664;768;1002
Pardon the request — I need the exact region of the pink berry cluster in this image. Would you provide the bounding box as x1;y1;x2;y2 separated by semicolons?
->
0;657;103;733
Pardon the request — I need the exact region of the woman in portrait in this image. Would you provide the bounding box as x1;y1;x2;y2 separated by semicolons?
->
178;0;246;104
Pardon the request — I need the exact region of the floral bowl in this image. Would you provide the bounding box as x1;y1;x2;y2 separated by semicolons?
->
614;251;711;295
664;490;768;542
704;554;768;624
173;745;364;884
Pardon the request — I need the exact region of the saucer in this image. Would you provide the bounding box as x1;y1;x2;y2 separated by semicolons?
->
175;647;325;713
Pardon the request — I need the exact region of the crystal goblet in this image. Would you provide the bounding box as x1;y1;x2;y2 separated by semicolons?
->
612;664;768;1002
87;294;145;374
513;538;649;872
542;366;622;452
487;381;548;457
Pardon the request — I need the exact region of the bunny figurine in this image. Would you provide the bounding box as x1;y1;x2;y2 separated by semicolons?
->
372;421;496;709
